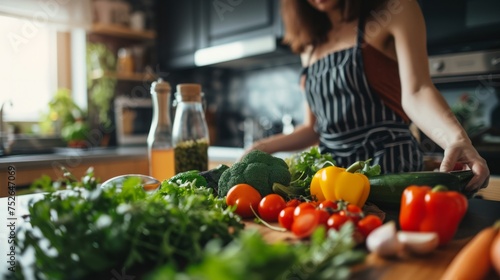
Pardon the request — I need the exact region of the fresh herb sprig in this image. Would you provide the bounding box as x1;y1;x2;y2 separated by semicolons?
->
285;147;335;190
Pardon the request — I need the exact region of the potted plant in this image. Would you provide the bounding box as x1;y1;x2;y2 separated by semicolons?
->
40;88;91;148
86;42;117;128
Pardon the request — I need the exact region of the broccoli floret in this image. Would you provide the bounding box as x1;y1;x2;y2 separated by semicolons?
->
217;150;291;197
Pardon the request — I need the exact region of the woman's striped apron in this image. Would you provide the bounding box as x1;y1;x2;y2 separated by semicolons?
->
302;15;423;173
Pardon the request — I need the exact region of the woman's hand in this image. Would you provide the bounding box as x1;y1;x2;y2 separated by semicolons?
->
440;142;490;193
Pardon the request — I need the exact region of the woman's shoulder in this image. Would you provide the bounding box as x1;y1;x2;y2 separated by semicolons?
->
374;0;424;31
362;0;424;47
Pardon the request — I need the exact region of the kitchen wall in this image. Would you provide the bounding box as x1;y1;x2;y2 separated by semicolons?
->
165;62;305;148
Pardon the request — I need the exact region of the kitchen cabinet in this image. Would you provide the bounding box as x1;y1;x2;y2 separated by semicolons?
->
156;0;204;69
157;0;283;69
203;0;282;47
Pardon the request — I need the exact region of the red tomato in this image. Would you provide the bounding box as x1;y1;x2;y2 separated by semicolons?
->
258;194;287;222
286;198;301;208
315;209;330;228
291;210;319;239
357;215;383;237
327;213;350;231
346;204;362;214
293;202;316;217
319;200;339;213
225;184;262;218
278;206;295;230
339;208;363;224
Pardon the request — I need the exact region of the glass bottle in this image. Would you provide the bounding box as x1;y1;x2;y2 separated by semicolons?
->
172;83;210;173
147;78;175;181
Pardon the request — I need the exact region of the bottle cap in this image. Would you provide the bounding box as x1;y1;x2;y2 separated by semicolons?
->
176;83;202;101
151;78;171;94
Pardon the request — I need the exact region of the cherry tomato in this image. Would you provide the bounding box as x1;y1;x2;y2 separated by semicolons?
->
278;206;295;230
327;213;350;231
315;209;330;228
293;202;316;217
340;206;363;224
225;184;262;218
319;200;339;213
258;194;287;222
346;204;362;214
357;215;383;237
286;198;301;208
291;210;319;239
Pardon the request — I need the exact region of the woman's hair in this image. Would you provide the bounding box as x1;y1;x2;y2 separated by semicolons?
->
281;0;388;53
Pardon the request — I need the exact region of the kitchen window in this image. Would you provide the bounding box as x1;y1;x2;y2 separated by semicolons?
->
0;15;57;123
0;0;91;129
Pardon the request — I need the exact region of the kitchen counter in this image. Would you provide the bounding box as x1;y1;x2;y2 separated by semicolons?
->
0;147;147;168
1;157;499;278
0;146;293;197
244;197;500;280
0;146;258;169
2;146;500;200
0;147;150;197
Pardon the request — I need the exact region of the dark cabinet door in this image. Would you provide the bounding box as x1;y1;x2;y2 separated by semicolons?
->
157;0;203;70
202;0;281;46
157;0;283;70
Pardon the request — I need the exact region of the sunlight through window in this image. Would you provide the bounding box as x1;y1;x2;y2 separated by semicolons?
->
0;15;57;122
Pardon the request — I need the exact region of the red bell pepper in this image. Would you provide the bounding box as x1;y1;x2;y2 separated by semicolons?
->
399;185;468;246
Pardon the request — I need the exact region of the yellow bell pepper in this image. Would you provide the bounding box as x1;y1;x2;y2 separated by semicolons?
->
310;170;326;202
310;161;370;208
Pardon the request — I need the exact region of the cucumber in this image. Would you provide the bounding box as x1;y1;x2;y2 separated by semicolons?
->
367;170;474;209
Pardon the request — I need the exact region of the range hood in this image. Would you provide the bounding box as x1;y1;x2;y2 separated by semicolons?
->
193;35;300;69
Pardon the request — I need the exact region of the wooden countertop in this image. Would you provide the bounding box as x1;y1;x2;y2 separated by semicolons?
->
245;197;500;280
477;176;500;201
242;176;500;280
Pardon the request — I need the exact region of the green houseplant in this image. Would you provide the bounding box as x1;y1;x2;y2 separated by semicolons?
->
86;42;117;128
40;88;90;147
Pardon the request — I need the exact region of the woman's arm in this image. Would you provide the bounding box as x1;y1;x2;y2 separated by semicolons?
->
249;102;319;154
388;0;489;191
245;48;320;155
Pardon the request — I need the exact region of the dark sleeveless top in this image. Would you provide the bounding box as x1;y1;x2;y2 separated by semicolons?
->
301;16;423;173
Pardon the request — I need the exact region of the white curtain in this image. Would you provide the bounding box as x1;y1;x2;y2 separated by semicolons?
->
0;0;92;30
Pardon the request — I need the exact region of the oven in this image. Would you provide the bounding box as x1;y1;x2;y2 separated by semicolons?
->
114;96;153;146
420;49;500;174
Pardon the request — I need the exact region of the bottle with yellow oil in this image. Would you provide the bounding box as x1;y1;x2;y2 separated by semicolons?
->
147;79;175;181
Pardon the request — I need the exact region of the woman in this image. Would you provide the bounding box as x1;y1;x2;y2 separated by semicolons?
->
245;0;489;192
